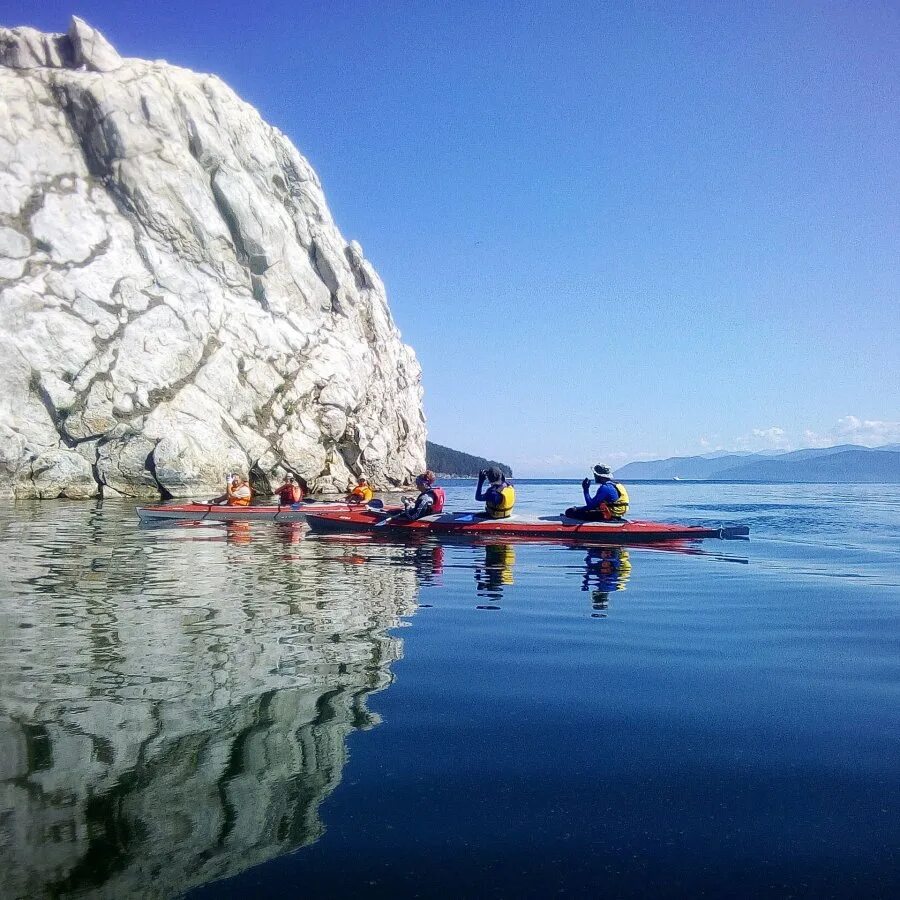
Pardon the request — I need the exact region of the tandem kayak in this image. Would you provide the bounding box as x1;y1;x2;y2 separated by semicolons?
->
303;507;750;543
135;502;352;523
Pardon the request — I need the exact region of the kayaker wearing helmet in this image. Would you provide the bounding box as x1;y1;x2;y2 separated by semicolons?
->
476;467;516;518
397;471;445;521
210;473;253;507
347;477;374;505
273;472;304;505
564;464;629;521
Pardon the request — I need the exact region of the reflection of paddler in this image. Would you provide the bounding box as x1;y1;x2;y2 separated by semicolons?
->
226;522;253;544
486;544;515;585
277;523;304;545
475;543;515;605
424;544;444;583
403;542;444;585
582;546;631;592
582;547;631;616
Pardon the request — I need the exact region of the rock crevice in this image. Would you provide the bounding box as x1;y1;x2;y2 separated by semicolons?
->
0;17;426;498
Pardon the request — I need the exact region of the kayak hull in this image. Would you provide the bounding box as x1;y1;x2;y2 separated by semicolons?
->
136;502;349;523
303;508;750;543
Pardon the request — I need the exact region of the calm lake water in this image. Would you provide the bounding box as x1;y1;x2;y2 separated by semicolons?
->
1;480;897;898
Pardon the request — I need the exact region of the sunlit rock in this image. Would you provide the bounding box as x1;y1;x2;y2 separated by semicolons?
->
0;17;426;498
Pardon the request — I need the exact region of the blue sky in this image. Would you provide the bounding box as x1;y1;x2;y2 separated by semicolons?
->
7;1;898;474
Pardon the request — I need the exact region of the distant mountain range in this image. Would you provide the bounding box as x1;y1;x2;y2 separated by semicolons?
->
426;441;512;478
615;444;900;482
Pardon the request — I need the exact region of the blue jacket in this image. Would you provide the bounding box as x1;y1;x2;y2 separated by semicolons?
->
583;480;620;510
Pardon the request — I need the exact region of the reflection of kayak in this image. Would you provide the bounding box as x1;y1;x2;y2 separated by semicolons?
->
303;508;750;543
135;502;349;522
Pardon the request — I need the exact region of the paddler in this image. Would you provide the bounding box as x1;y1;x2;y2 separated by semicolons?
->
210;473;253;507
346;477;374;505
396;471;444;521
564;464;629;521
475;467;515;518
273;472;304;505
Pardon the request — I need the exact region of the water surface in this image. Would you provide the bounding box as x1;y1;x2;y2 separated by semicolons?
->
1;481;897;898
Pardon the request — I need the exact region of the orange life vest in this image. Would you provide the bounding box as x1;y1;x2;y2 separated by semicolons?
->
227;483;252;506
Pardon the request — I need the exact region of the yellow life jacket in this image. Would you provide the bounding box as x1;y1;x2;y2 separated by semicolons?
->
485;484;516;518
495;545;515;584
607;482;629;518
616;550;632;589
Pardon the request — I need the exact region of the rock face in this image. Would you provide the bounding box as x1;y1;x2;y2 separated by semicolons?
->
0;17;425;498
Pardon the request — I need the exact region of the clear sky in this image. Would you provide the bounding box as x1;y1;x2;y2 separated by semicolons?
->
6;1;898;475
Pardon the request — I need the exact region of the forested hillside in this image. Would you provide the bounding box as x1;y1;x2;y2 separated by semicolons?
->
426;442;512;478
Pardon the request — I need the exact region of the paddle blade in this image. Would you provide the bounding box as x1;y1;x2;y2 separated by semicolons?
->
373;512;398;527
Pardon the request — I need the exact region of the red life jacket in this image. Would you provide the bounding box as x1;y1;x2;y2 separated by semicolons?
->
428;487;445;513
276;484;303;504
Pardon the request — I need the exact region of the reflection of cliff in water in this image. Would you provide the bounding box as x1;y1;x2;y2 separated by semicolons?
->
0;502;421;899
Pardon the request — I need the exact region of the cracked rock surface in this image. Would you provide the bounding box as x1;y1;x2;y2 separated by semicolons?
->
0;17;426;499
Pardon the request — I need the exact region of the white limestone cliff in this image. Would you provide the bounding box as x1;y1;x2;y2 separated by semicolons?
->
0;17;426;498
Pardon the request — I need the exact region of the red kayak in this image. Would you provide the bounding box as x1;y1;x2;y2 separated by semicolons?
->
136;501;352;523
303;507;750;543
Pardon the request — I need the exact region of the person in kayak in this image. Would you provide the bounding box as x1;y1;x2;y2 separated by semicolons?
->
564;464;629;521
210;473;253;507
475;467;515;518
273;472;304;505
396;471;444;521
347;477;374;505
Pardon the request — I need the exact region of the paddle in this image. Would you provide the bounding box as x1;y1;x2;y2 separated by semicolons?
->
373;511;403;528
374;498;414;527
286;497;385;511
